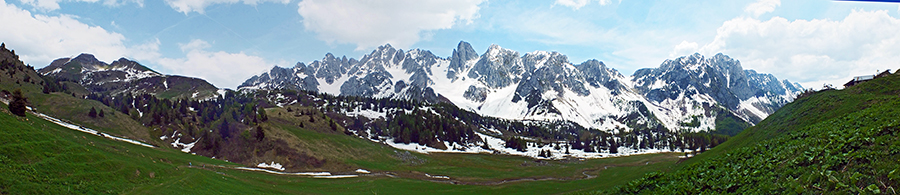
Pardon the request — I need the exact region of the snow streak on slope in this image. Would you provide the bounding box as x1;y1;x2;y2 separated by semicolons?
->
34;112;156;148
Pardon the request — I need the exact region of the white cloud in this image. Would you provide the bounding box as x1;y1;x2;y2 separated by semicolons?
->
163;0;289;14
670;41;698;58
17;0;143;11
0;0;128;66
178;39;211;51
0;1;273;88
698;9;900;89
127;38;162;61
744;0;779;18
554;0;610;10
297;0;483;50
153;39;274;89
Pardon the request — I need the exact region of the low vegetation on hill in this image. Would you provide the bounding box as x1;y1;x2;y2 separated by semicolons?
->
610;71;900;194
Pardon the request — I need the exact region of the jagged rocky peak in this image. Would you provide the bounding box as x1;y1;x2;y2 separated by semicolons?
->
632;52;803;124
513;50;590;104
522;50;569;71
448;41;478;77
634;53;738;104
576;59;625;91
312;53;350;84
368;43;403;65
467;44;523;89
239;65;310;91
402;48;439;75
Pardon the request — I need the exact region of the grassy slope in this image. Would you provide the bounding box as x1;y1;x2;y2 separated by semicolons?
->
28;92;159;146
264;105;686;193
1;105;685;194
681;72;899;167
609;73;900;194
0;109;243;194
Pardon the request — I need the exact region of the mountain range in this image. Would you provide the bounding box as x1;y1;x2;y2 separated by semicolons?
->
21;40;806;160
239;41;803;134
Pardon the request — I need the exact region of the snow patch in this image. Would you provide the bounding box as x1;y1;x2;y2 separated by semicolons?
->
256;161;285;171
313;175;359;179
425;173;450;180
345;108;387;119
234;167;334;176
169;136;199;153
34;113;155;148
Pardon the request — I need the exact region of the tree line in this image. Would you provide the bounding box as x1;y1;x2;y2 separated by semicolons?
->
274;89;730;154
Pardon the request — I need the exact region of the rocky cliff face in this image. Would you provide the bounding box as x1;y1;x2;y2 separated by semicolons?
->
239;41;803;133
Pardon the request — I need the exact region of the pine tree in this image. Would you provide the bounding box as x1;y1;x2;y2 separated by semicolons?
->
98;109;105;118
258;108;268;122
329;119;337;131
255;126;265;141
89;107;98;118
8;89;27;117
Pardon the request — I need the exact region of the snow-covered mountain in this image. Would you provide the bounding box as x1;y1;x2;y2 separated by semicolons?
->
239;41;803;133
38;54;219;99
632;53;803;128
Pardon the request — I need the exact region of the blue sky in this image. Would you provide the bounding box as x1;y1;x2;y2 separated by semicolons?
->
2;0;899;89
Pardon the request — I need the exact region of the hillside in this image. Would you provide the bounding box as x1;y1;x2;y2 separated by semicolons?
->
0;43;44;99
609;70;900;193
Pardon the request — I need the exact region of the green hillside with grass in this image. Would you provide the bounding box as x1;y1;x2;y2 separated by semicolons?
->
1;105;691;194
609;71;900;194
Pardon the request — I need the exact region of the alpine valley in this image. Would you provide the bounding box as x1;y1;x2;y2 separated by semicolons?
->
8;40;864;194
17;40;807;162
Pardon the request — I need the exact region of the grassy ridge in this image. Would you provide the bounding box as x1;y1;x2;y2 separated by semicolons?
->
609;73;900;193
